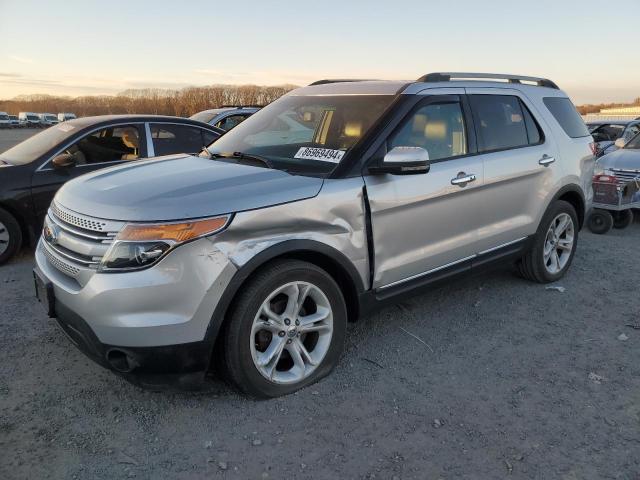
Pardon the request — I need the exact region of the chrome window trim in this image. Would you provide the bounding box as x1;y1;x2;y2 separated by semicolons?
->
35;121;148;172
145;122;154;157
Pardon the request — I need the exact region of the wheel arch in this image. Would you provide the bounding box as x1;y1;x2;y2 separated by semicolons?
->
551;185;586;229
205;239;366;368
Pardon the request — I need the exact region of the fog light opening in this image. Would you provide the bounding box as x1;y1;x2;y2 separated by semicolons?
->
106;349;135;373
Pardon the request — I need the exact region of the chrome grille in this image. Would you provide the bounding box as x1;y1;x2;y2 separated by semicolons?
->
41;242;80;277
610;169;640;185
42;203;123;278
50;202;108;232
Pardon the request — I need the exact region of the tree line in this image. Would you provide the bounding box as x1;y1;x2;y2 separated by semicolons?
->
576;97;640;115
0;84;297;117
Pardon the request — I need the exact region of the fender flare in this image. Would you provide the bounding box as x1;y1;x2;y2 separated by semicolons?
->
547;184;587;228
203;239;366;348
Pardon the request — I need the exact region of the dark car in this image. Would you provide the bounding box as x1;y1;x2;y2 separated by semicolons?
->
0;115;223;264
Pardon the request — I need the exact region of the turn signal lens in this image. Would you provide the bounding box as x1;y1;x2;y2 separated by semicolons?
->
117;216;229;243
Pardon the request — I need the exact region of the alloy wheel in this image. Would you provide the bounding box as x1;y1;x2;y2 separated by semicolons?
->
543;213;575;274
250;281;333;385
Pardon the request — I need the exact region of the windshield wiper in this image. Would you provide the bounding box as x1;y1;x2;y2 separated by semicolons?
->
209;151;274;169
199;146;212;158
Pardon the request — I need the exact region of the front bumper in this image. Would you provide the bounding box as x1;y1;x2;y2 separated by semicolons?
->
35;236;238;384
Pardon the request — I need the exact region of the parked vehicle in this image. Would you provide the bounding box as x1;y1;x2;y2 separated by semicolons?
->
34;73;595;397
190;106;261;131
8;115;20;128
58;113;77;122
18;112;41;127
0;112;10;128
38;113;59;127
588;131;640;233
0;115;223;264
587;120;640;157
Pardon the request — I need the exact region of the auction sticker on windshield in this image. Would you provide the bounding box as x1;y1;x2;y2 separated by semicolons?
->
294;147;345;163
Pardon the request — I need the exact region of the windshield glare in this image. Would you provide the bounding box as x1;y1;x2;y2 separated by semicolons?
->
206;94;395;176
0;123;77;165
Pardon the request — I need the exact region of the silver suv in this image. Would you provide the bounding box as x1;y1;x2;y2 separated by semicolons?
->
34;73;595;397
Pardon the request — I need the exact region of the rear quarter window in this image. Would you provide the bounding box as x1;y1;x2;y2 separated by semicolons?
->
543;97;590;138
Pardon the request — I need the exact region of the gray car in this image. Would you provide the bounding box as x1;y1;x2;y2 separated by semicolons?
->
34;73;595;397
190;106;260;131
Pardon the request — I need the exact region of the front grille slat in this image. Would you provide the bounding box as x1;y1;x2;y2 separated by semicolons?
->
42;203;124;279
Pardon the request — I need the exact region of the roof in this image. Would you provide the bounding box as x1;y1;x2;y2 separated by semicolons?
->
64;114;222;132
292;73;565;97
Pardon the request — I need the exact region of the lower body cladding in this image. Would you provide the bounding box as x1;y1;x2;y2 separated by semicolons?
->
35;237;238;388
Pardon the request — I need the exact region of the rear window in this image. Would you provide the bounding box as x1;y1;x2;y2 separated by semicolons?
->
543;97;590;138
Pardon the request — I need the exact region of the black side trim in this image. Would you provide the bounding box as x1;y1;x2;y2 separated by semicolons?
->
53;301;210;389
358;236;533;318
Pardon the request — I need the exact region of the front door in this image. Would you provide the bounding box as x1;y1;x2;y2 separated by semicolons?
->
364;93;486;289
30;124;145;224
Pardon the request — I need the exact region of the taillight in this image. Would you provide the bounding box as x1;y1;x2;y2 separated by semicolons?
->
589;142;598;156
593;174;617;183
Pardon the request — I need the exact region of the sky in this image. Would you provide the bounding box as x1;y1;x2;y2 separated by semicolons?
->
0;0;638;105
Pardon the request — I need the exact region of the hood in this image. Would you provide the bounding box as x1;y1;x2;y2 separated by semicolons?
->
55;155;324;221
597;148;640;172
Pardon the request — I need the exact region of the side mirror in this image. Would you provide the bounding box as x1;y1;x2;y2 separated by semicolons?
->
614;138;626;149
370;146;430;175
52;153;76;169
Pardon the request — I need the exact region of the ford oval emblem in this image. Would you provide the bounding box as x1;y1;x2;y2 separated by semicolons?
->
43;225;59;245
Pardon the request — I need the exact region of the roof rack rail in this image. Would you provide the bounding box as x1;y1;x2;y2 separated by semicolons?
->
416;72;559;89
308;79;373;86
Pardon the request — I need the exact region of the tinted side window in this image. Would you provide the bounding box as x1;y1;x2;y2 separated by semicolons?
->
469;95;530;152
150;124;206;156
389;101;467;161
214;114;249;131
68;125;141;164
543;97;590;138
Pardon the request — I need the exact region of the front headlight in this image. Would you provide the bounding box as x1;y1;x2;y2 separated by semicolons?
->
99;216;231;272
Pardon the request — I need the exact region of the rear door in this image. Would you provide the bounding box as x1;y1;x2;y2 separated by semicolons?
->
30;123;146;222
364;91;486;289
464;88;560;254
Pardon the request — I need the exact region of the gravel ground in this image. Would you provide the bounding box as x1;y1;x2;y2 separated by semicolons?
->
1;130;639;479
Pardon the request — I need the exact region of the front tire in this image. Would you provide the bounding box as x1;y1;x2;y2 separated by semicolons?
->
0;208;22;265
222;259;347;398
517;200;578;283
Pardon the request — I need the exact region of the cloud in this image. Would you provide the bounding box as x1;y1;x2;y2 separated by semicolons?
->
0;73;22;78
8;55;33;64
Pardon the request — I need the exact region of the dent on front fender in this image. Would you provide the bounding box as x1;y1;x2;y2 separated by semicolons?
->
211;177;370;289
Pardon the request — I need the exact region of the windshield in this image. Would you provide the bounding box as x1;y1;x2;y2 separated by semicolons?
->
190;111;218;124
0;114;8;120
624;132;640;149
206;94;395;176
27;115;39;121
0;123;77;165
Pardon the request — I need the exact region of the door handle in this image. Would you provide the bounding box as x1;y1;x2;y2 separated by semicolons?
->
539;155;555;167
451;172;477;187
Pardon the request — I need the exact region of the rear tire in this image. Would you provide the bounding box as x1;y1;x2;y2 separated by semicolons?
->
517;200;578;284
613;209;633;229
0;208;22;265
221;259;347;398
587;209;614;234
